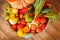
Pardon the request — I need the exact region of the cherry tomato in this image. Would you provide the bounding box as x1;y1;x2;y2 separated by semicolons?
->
12;24;17;30
30;24;37;31
40;17;47;23
34;18;41;24
29;13;34;17
40;23;46;30
17;24;24;29
36;27;42;33
18;7;28;14
44;2;51;8
20;20;27;26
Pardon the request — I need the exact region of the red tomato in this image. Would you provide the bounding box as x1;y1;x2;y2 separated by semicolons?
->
40;23;46;30
12;24;17;30
36;27;42;33
44;2;51;8
30;24;37;31
18;7;28;14
17;24;24;29
29;13;34;17
20;20;27;26
34;18;41;24
40;17;47;23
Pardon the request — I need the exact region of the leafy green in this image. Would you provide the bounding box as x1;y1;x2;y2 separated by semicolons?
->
33;0;46;18
44;12;58;22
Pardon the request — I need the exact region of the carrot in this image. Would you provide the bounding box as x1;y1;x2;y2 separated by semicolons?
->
7;0;16;2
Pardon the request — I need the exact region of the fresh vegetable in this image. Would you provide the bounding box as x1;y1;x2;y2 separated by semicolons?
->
20;20;27;26
11;8;18;14
40;23;46;30
25;12;33;23
44;12;58;22
34;17;41;24
40;17;47;23
17;24;24;29
12;24;17;30
6;8;18;14
6;4;18;14
9;17;18;24
33;0;46;18
41;8;51;13
18;7;28;14
17;30;26;37
36;27;42;33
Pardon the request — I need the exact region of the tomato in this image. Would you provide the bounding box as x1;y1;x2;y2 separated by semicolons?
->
40;23;46;30
34;18;41;24
12;24;17;30
40;17;47;23
29;13;34;17
20;20;27;26
30;24;37;31
17;24;24;29
36;27;42;33
44;2;51;8
18;7;28;14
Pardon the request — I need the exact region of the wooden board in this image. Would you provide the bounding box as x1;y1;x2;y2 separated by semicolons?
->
0;0;60;40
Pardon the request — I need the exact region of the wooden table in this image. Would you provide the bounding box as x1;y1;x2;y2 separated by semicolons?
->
0;0;60;40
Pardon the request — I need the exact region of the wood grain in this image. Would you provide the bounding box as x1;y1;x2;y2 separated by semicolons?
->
0;0;60;40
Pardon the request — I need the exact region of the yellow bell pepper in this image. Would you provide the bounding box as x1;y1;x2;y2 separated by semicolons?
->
17;30;26;37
